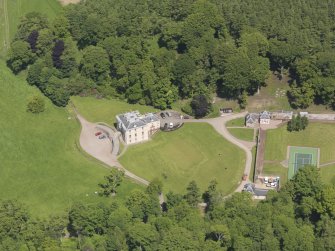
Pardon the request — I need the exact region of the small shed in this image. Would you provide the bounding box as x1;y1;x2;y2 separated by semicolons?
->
220;108;233;113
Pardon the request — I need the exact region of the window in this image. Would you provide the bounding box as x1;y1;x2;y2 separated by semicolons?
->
135;133;137;137
142;131;144;135
129;134;131;138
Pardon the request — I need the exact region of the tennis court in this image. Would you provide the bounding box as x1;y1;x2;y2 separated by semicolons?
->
288;146;319;179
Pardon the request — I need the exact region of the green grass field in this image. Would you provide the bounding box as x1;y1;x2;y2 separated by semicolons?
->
228;128;254;142
226;117;246;127
0;0;62;58
287;146;319;179
119;123;246;195
264;123;335;164
0;62;142;217
72;96;158;125
320;165;335;184
263;123;335;182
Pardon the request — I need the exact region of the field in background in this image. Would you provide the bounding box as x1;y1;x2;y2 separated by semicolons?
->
320;165;335;184
119;123;246;195
0;62;143;217
71;96;158;125
263;123;335;183
0;0;62;58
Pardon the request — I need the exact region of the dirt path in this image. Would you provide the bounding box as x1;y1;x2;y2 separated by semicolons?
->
58;0;80;5
320;161;335;167
255;129;266;176
185;112;255;193
3;0;10;50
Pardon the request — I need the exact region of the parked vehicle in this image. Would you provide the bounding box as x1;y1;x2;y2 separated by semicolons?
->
169;122;173;128
184;115;190;119
95;131;102;136
160;112;166;118
166;112;171;117
99;135;106;139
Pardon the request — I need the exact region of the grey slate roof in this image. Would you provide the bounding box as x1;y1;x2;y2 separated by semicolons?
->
259;111;271;119
116;111;159;130
246;113;259;124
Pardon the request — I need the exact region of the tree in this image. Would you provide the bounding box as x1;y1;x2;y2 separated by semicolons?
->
287;114;309;132
146;178;163;196
80;46;110;83
158;226;200;250
185;180;201;207
190;94;212;118
288;82;315;109
52;40;65;68
26;95;45;114
99;169;125;196
126;222;159;251
7;41;34;73
238;90;248;109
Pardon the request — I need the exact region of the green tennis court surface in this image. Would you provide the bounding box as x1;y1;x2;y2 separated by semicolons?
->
288;146;319;179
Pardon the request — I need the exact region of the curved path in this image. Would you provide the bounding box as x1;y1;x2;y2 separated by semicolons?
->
76;114;149;186
185;112;254;192
76;108;253;199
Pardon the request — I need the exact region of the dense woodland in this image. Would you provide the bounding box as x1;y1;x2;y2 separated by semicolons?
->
1;167;335;250
6;0;335;111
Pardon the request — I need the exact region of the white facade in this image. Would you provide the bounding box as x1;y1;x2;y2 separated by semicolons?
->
259;111;271;125
116;111;160;145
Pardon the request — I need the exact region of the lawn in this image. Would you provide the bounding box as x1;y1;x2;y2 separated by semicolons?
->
320;165;335;185
71;96;158;125
226;117;246;127
0;62;142;217
264;123;335;164
119;123;246;195
228;128;254;142
0;0;62;58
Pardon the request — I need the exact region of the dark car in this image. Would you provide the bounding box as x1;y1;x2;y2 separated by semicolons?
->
184;115;190;119
160;112;166;118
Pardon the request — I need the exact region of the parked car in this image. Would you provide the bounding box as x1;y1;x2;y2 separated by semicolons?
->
184;115;190;119
160;112;166;118
166;112;171;117
164;123;168;129
95;131;102;136
99;135;106;139
169;122;174;128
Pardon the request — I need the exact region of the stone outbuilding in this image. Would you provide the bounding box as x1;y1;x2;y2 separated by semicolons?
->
245;113;260;127
271;110;293;120
259;111;271;125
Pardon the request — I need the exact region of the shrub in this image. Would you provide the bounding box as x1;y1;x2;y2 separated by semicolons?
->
27;95;45;113
287;114;309;132
190;95;212;118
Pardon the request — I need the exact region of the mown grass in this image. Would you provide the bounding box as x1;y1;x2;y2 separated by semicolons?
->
226;117;246;127
71;96;158;125
228;128;254;142
0;62;142;217
320;165;335;185
119;123;245;195
0;0;62;58
264;123;335;164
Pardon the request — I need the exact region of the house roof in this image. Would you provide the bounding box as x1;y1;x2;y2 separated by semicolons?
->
116;111;159;130
246;113;259;123
260;111;271;119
